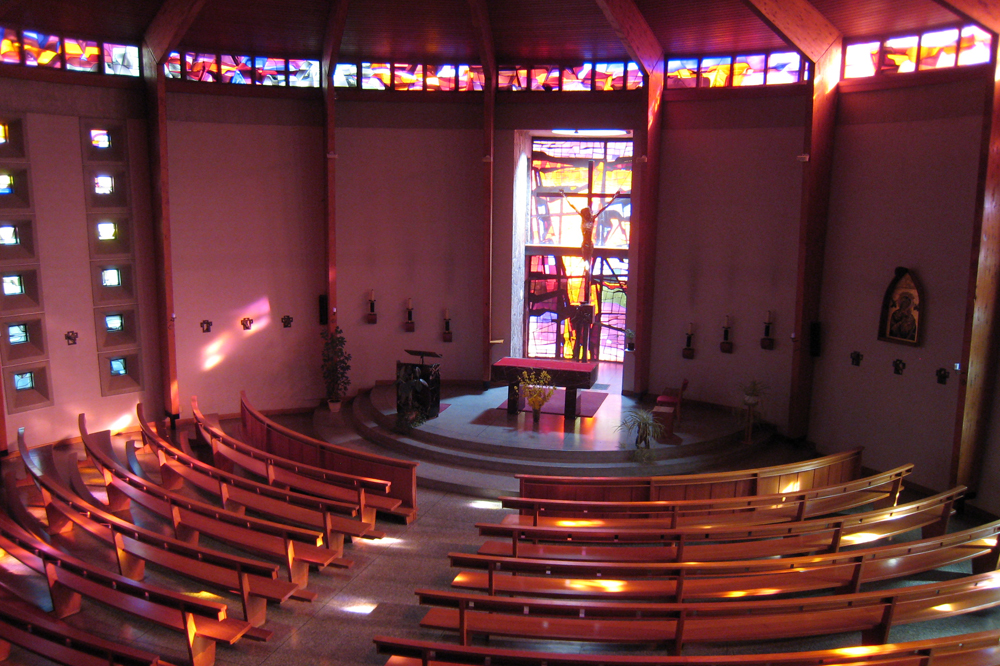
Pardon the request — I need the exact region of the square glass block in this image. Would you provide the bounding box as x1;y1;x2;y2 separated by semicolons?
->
255;57;286;86
65;38;99;72
90;129;110;149
332;63;358;87
289;59;319;87
0;174;12;195
101;268;121;287
105;314;124;331
94;175;114;195
457;65;483;91
958;25;993;66
594;63;625;90
97;221;117;240
103;43;140;76
361;62;390;89
221;55;253;84
766;51;801;83
23;31;61;68
109;357;127;375
0;225;18;245
13;371;33;390
2;275;23;295
0;28;21;65
164;51;182;79
7;323;26;344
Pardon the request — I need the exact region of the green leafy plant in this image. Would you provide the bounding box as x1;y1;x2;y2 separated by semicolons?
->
616;407;665;450
321;326;352;402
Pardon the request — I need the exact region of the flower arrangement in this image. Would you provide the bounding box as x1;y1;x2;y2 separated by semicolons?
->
519;370;555;417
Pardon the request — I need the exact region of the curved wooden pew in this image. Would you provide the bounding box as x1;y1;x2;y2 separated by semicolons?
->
499;464;910;526
240;391;418;522
476;486;965;562
516;448;864;502
137;403;382;542
374;630;1000;666
449;518;1000;599
416;571;1000;652
78;414;349;584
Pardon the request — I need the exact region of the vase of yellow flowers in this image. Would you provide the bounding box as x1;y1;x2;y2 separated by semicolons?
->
519;370;555;423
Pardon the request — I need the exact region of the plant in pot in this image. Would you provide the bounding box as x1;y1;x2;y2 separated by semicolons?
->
519;370;555;423
616;407;665;463
624;328;636;352
738;378;768;442
321;326;352;411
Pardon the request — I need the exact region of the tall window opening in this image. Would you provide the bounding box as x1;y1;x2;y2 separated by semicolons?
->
525;135;632;362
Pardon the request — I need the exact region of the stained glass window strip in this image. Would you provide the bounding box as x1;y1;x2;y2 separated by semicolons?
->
958;25;992;66
164;51;181;78
426;64;456;91
0;124;6;144
7;323;26;344
0;225;17;245
97;222;117;240
101;268;121;287
918;28;959;70
393;63;423;90
185;52;218;82
105;314;123;331
699;56;731;87
498;67;528;90
333;63;358;87
881;35;919;74
0;174;12;195
220;55;252;84
561;64;592;91
104;43;139;76
90;129;110;149
256;57;286;85
65;38;99;72
289;59;319;87
13;371;33;391
844;41;879;78
94;175;113;195
1;27;20;65
766;51;801;83
2;275;23;295
110;357;127;375
666;59;698;88
530;66;559;91
626;62;642;89
594;63;625;90
361;62;390;89
23;31;61;68
458;65;483;91
734;54;765;86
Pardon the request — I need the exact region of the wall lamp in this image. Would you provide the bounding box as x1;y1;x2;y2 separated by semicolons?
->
65;331;78;345
443;308;452;342
200;319;212;333
367;289;377;324
720;316;733;354
682;322;694;359
281;315;293;328
405;298;414;332
240;317;253;331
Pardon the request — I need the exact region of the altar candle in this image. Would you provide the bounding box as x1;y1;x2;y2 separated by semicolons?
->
407;298;413;309
445;309;450;319
687;322;693;335
724;315;730;328
370;289;375;301
765;310;772;324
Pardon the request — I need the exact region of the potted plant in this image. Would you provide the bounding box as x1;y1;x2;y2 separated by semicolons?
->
739;379;769;406
624;328;636;352
321;326;352;411
616;408;665;464
519;370;555;423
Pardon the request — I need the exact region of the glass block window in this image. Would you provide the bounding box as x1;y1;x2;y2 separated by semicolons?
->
625;62;643;89
0;174;11;195
96;221;117;240
881;35;918;74
498;67;528;90
958;25;992;66
666;58;698;88
105;314;123;331
109;357;127;375
0;225;18;245
734;54;765;86
394;63;423;90
289;59;319;87
426;64;456;91
104;43;139;76
361;62;390;89
530;66;559;91
699;56;732;87
918;28;959;70
255;57;286;85
0;123;6;144
94;175;114;195
457;65;483;91
65;38;99;72
164;51;182;78
767;51;801;83
90;129;110;149
101;268;121;287
332;62;358;87
1;27;20;65
594;63;625;90
844;41;879;78
562;64;592;91
2;275;23;295
7;323;26;344
185;52;218;82
23;31;61;68
221;55;253;84
13;371;33;390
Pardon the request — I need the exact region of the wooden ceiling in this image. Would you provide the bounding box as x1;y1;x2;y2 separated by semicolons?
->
0;0;975;62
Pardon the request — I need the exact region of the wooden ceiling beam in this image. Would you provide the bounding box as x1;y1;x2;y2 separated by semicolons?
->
467;0;496;86
142;0;207;65
594;0;664;77
931;0;1000;33
742;0;840;64
321;0;350;87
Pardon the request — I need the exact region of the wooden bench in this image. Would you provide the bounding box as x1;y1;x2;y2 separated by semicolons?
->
373;629;1000;666
137;403;382;543
240;391;418;522
449;517;1000;599
79;415;349;585
476;486;965;562
516;448;864;502
499;464;910;526
16;431;309;630
416;570;1000;652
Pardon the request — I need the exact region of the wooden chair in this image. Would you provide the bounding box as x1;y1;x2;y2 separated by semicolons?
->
656;379;688;423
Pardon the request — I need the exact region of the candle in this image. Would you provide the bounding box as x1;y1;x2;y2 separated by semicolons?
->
765;310;772;324
445;309;450;319
407;298;413;309
687;322;693;335
370;289;375;301
724;315;730;328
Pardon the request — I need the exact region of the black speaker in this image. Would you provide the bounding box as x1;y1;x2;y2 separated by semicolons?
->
809;321;822;357
318;295;328;325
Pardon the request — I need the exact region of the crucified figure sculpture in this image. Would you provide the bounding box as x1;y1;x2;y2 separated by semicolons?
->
560;188;622;286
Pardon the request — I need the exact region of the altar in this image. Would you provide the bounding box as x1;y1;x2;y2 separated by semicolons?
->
490;357;599;419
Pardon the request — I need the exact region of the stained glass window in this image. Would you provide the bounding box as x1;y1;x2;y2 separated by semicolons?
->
919;28;959;70
626;62;642;89
498;67;528;90
104;43;139;76
361;62;389;89
105;314;123;331
530;66;559;91
101;268;121;287
110;357;127;376
881;35;918;74
97;221;117;240
562;64;592;91
289;59;319;87
0;225;16;245
426;64;456;91
23;31;61;68
7;323;26;344
844;42;879;78
457;65;483;91
90;129;110;149
13;371;33;391
666;59;698;88
185;52;218;82
394;63;423;90
0;124;6;144
220;55;252;84
0;174;12;195
256;57;286;85
333;63;358;87
1;28;20;65
958;25;993;66
767;51;801;83
594;63;625;91
734;54;765;86
699;56;731;87
164;51;182;79
94;175;113;195
65;38;99;72
2;275;23;295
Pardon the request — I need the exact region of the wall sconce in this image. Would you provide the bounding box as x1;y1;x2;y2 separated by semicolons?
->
64;331;78;345
367;289;377;324
200;319;213;333
893;359;906;375
850;351;863;366
281;315;293;328
760;311;775;350
240;317;253;331
720;316;733;354
682;322;695;359
404;298;415;332
443;309;453;342
936;368;950;385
